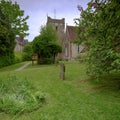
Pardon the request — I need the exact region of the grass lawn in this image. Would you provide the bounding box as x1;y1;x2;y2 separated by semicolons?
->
0;61;28;72
0;61;120;120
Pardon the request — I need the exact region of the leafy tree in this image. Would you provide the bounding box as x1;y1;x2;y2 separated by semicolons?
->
0;0;29;37
0;6;15;54
0;0;29;67
47;43;62;63
22;43;33;61
76;0;120;77
0;6;15;67
33;24;62;64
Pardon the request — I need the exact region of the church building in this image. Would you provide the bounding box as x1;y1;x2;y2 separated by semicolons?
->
46;16;85;60
47;16;65;58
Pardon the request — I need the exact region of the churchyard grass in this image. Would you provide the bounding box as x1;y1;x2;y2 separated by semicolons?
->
0;61;120;120
0;62;27;72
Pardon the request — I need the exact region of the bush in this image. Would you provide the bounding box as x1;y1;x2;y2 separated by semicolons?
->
39;57;54;64
0;75;46;114
0;54;15;68
22;52;32;61
22;43;33;61
77;53;87;62
0;52;23;68
14;52;23;63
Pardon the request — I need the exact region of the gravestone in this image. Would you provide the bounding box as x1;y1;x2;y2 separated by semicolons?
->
60;62;65;80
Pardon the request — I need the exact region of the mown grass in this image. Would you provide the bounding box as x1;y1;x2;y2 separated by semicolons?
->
0;61;120;120
0;62;27;72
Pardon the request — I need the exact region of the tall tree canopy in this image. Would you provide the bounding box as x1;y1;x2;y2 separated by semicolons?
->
22;42;33;61
76;0;120;77
0;0;29;37
33;24;62;64
0;0;29;67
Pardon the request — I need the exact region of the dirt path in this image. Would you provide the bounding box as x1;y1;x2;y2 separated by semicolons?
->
15;62;31;71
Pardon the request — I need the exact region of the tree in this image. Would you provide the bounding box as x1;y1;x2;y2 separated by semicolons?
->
0;0;29;67
47;43;62;63
0;6;16;67
22;43;33;61
0;0;29;37
33;24;62;64
76;0;120;77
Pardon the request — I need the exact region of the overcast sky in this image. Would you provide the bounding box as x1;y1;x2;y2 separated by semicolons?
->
11;0;90;41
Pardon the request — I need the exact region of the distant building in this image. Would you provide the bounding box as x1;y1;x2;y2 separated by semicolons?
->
64;25;85;60
47;16;65;58
46;16;85;61
14;37;28;52
47;16;65;44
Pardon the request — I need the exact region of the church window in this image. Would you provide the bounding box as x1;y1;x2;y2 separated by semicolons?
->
56;26;58;31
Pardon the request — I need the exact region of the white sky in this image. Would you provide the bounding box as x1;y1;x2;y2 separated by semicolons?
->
11;0;90;41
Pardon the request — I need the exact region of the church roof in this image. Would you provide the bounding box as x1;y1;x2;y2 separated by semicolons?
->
16;37;28;46
66;26;77;42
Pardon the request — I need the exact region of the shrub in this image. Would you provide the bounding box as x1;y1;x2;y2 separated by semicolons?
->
0;54;15;68
0;75;46;114
39;57;53;64
14;52;23;63
77;53;87;62
22;52;32;61
22;43;33;61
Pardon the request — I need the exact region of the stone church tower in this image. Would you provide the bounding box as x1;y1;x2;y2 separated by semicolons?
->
47;16;65;58
47;16;65;43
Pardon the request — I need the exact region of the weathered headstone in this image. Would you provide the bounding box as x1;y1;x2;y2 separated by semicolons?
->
60;62;65;80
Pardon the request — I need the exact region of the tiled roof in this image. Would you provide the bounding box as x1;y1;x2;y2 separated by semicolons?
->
66;26;77;42
16;37;28;46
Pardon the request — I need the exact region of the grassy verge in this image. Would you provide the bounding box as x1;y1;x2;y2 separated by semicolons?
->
0;75;45;114
0;61;120;120
0;62;27;72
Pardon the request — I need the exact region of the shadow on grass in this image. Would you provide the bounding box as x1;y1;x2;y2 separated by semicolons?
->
87;71;120;92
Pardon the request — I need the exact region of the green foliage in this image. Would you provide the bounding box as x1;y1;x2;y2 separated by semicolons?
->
0;0;29;37
0;54;15;68
0;5;15;57
77;53;87;62
0;23;15;67
0;0;29;68
33;24;62;64
76;0;120;77
22;43;33;61
0;74;46;114
14;52;23;63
